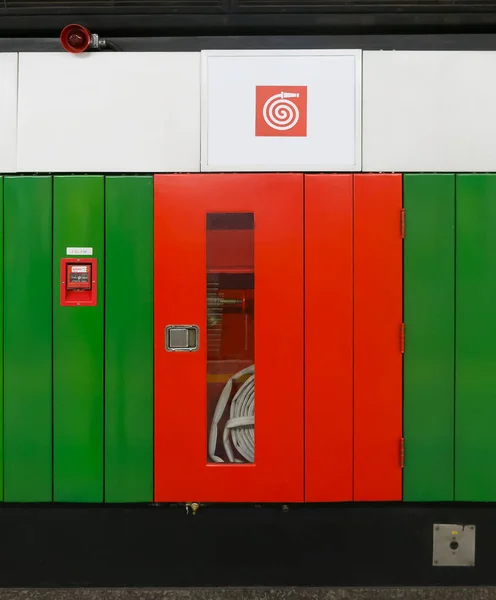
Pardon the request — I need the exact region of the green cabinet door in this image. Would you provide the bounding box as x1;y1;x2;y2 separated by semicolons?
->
403;174;455;501
456;174;496;501
53;176;104;502
105;176;153;502
3;177;53;501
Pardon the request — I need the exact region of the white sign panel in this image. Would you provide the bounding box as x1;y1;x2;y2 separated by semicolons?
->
201;49;362;172
66;247;93;256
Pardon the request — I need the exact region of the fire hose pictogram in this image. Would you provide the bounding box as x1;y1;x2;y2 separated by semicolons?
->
262;91;300;131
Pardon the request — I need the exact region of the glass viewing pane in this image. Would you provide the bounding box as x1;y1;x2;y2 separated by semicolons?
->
206;213;255;464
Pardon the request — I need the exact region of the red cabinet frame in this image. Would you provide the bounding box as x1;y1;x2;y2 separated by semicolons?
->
154;174;304;503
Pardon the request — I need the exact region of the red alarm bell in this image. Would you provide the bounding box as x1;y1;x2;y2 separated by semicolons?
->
60;24;92;54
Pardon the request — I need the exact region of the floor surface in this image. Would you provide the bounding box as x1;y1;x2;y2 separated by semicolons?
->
0;589;495;600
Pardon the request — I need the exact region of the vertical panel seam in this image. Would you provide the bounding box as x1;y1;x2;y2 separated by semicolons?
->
302;175;306;502
403;175;409;499
152;176;155;504
401;173;405;500
351;173;355;501
453;173;457;501
51;176;55;502
103;176;107;503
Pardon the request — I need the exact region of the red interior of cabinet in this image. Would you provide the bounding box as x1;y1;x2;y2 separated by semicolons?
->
353;174;403;501
207;229;254;274
304;175;353;502
154;173;304;503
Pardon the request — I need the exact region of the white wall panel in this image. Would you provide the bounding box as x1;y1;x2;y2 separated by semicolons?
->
363;51;496;172
17;52;200;173
0;54;18;173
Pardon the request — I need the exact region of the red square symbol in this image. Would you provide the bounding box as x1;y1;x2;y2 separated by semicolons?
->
255;86;307;137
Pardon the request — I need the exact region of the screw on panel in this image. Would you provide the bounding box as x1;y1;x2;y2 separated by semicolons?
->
186;502;200;515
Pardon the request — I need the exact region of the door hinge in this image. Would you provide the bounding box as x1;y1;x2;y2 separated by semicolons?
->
401;208;406;239
400;437;405;469
400;322;405;354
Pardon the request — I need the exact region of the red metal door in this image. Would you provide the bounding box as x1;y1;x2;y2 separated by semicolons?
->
154;174;304;503
304;175;353;502
353;174;403;501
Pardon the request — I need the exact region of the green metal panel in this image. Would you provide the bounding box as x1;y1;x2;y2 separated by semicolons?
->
105;176;153;502
3;177;53;502
53;176;104;502
403;174;455;501
455;174;496;501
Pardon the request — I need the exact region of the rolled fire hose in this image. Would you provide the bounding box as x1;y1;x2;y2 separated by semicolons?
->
208;364;255;463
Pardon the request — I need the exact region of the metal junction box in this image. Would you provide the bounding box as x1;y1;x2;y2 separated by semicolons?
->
433;524;476;567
